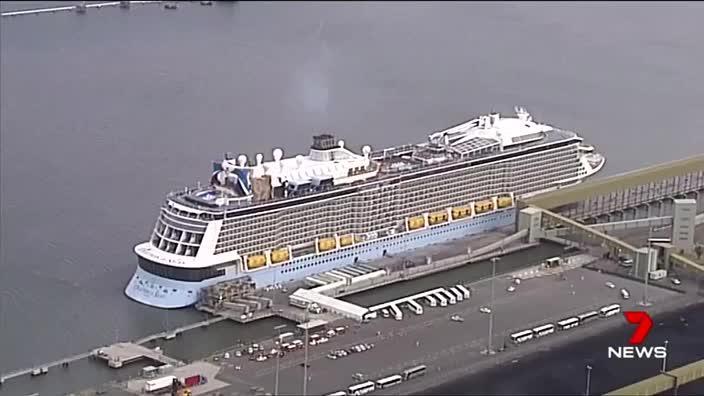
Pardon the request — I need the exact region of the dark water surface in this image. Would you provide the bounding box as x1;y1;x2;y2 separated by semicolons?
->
2;1;704;375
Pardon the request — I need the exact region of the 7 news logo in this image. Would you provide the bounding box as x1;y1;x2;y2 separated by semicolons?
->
607;311;667;359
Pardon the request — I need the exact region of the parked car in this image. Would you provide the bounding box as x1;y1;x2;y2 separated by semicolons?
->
605;281;616;289
479;307;492;314
671;278;682;285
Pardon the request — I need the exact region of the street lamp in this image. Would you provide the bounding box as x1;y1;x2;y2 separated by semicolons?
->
483;256;499;355
302;309;310;396
274;324;287;396
661;340;669;373
585;364;592;396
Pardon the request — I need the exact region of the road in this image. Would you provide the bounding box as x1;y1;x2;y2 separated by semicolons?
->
212;263;683;395
420;301;704;395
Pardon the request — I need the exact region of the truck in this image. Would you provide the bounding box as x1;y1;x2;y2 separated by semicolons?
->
182;374;207;387
649;269;667;280
144;376;177;393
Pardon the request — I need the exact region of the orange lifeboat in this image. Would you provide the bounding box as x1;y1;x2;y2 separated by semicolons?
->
474;200;494;215
246;255;267;270
407;216;426;231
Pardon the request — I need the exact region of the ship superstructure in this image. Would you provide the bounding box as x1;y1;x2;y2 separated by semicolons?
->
126;107;605;308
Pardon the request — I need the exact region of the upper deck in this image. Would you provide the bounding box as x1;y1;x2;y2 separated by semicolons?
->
166;108;581;217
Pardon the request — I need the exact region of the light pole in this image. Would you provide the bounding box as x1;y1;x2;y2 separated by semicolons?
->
585;364;592;396
274;324;287;396
639;246;652;307
661;340;669;372
302;309;310;396
484;256;499;355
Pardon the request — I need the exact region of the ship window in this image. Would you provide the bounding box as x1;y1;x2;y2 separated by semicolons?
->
138;257;225;282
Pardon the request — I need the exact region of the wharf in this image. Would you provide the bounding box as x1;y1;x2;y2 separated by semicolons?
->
95;342;183;368
0;316;223;384
1;1;162;17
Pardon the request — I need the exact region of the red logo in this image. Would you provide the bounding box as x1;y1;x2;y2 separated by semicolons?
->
623;311;654;345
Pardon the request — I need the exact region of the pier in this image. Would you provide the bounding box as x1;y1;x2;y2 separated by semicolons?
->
1;1;162;18
0;316;223;384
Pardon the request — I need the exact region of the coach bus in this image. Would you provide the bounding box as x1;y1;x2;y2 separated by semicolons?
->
375;374;403;389
599;304;621;318
402;365;427;381
510;329;534;344
347;381;376;396
557;317;580;330
532;324;556;338
578;310;599;324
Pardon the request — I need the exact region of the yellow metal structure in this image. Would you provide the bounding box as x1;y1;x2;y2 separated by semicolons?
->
246;255;267;270
497;196;513;208
270;248;290;264
339;235;354;247
407;216;426;230
318;237;337;252
451;206;472;220
474;199;494;214
428;211;449;225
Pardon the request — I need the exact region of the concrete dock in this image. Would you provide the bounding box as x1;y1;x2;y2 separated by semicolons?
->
95;342;182;369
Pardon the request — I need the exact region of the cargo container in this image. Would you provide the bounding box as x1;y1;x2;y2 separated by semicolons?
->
182;374;206;387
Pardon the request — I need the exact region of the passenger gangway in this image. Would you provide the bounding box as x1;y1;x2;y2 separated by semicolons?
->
329;270;352;279
368;288;446;313
344;266;367;276
424;294;438;307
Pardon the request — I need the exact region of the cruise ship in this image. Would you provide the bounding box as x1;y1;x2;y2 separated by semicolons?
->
125;107;605;308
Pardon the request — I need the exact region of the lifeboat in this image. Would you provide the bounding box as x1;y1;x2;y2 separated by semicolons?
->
407;216;426;231
474;200;494;215
497;196;514;209
246;255;267;270
318;237;337;252
339;235;354;247
428;211;449;226
452;206;472;220
270;248;290;264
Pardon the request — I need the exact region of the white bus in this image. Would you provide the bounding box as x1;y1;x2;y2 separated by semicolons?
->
326;392;347;396
347;381;376;396
434;292;448;307
510;329;534;344
449;287;464;302
402;364;427;381
277;332;294;343
375;374;403;389
599;304;621;318
407;300;424;315
557;317;580;330
455;284;471;300
390;305;403;321
532;324;556;338
440;289;457;304
578;310;599;324
424;295;438;307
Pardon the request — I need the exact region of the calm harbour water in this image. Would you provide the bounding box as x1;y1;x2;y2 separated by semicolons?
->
2;0;704;379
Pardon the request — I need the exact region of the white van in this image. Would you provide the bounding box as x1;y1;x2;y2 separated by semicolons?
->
620;288;630;299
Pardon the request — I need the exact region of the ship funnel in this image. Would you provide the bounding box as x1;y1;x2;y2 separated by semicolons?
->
295;155;304;168
238;154;248;167
255;153;264;166
338;140;345;149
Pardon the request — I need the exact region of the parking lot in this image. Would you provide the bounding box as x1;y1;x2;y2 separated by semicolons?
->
209;262;682;395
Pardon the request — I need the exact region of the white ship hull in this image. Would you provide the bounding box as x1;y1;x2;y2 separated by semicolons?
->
125;207;516;308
